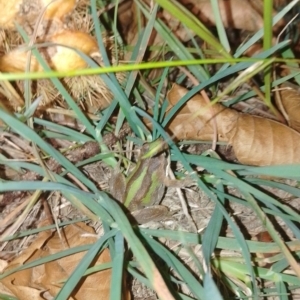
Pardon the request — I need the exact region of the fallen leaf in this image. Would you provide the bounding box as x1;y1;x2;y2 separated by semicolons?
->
166;84;300;166
278;86;300;132
124;0;285;47
1;223;122;300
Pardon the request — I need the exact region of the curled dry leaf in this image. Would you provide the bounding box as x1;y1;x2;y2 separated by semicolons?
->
166;84;300;166
278;86;300;133
1;223;125;300
166;83;238;141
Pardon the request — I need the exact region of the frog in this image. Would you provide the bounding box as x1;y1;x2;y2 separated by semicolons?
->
110;138;176;224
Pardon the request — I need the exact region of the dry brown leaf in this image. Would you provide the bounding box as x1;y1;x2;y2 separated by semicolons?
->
1;223;121;300
166;84;238;141
178;0;264;33
278;86;300;132
166;84;300;166
124;0;285;48
229;114;300;166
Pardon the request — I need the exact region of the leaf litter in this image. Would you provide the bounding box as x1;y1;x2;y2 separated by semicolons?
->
1;0;300;299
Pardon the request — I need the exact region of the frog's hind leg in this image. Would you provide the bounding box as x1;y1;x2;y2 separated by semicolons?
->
131;205;168;224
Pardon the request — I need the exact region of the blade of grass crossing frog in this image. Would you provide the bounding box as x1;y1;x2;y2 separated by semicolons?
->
132;106;232;251
141;138;167;158
134;108;219;198
97;194;175;300
123;167;148;207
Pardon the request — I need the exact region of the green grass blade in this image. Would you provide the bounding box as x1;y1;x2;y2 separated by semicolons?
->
0;108;97;192
136;0;209;82
96;193;174;299
263;0;273;106
110;231;125;300
234;0;299;58
210;0;230;52
204;273;223;300
202;181;224;267
141;234;205;299
154;0;231;59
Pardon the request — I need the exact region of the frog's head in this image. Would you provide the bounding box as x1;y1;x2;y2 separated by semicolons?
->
141;138;168;159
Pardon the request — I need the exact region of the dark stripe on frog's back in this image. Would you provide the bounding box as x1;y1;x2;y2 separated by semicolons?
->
141;170;165;206
139;152;166;206
124;166;148;208
125;154;166;210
